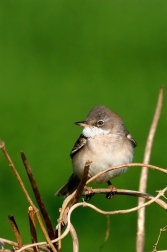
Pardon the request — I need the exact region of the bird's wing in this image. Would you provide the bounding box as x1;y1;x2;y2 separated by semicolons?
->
125;130;137;148
70;134;87;158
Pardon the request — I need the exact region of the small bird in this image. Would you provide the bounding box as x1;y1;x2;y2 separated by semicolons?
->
56;106;137;197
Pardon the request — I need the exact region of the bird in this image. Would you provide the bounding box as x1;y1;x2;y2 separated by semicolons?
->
55;105;137;197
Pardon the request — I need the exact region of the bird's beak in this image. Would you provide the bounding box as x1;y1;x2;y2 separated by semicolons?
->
75;121;89;127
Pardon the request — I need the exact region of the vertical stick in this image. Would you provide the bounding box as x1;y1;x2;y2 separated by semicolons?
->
136;86;164;252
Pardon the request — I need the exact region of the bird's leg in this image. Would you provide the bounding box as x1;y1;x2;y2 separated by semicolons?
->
106;181;117;199
83;186;94;201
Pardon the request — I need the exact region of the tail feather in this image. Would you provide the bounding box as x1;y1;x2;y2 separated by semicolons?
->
55;173;80;197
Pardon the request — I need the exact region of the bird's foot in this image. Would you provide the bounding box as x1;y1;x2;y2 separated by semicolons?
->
83;186;94;201
106;182;117;199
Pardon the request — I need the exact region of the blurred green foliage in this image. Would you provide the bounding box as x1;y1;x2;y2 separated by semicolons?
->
0;1;167;251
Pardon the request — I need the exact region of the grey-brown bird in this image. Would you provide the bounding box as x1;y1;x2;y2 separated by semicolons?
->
56;106;136;197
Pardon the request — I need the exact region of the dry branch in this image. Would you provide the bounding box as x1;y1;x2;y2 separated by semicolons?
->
70;224;79;252
0;238;19;249
21;152;55;240
57;161;91;251
137;86;164;252
152;225;167;252
28;206;39;252
71;160;91;206
11;185;167;252
1;161;167;251
8;215;23;248
0;140;57;252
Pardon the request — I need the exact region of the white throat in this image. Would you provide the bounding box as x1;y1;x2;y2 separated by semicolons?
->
82;126;110;138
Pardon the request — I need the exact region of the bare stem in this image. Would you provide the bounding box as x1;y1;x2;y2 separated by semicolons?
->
0;140;57;252
71;160;91;206
8;215;23;248
70;224;79;252
57;161;91;251
136;86;164;252
28;206;39;252
0;238;18;248
21;152;55;240
19;186;167;252
152;225;167;252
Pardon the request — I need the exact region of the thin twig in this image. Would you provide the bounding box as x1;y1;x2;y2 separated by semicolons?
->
57;162;167;223
8;215;23;248
0;238;49;252
21;152;55;240
57;161;91;251
86;163;167;185
69;161;91;252
28;206;39;252
71;160;91;206
70;224;79;252
0;250;15;252
152;225;167;252
0;239;19;249
56;161;167;252
57;162;167;244
4;181;165;252
98;215;110;252
137;86;164;252
0;140;57;252
82;188;167;209
104;215;110;242
60;162;167;220
16;186;167;252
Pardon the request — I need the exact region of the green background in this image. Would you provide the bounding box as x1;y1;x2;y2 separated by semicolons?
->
0;1;167;251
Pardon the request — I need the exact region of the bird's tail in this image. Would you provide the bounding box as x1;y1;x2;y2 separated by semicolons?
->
55;173;80;197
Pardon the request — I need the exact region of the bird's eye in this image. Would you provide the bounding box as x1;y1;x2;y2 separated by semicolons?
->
97;120;104;127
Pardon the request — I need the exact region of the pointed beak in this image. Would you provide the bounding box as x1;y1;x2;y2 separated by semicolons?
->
75;121;89;127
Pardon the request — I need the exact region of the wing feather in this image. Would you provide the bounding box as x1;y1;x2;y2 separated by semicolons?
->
70;134;87;158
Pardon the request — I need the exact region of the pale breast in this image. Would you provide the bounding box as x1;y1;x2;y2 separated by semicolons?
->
72;133;134;183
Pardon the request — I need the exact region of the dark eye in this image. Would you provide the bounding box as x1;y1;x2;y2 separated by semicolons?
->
97;120;104;127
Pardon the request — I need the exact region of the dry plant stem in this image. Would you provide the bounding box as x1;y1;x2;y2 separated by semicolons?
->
98;215;110;251
86;163;167;185
70;224;79;252
58;162;167;241
0;238;49;252
60;162;167;219
56;162;167;251
87;188;167;211
35;212;57;252
16;186;167;252
155;251;167;252
0;250;16;252
71;161;91;206
82;189;167;209
69;162;90;252
1;250;17;252
137;86;164;252
0;239;18;248
14;186;167;252
38;246;51;252
0;140;57;252
105;215;110;242
152;225;167;252
57;162;167;236
28;206;39;252
8;216;23;248
7;216;22;249
58;161;90;251
21;152;55;240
